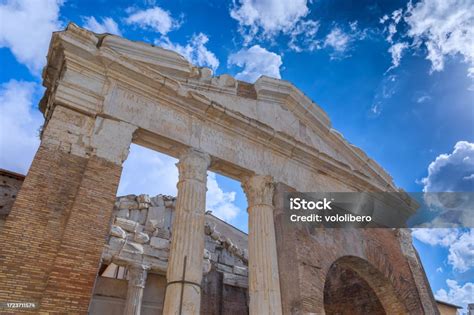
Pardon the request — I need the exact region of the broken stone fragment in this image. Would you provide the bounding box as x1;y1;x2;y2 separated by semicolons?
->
137;194;151;204
210;230;221;241
110;225;127;239
119;199;139;210
150;236;170;250
203;248;210;259
203;259;212;274
109;236;125;250
134;231;150;244
115;217;139;233
138;202;149;209
116;208;129;219
204;223;214;235
124;241;144;254
150;195;164;207
164;199;174;207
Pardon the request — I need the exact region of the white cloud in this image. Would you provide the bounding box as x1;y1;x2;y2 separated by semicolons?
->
117;144;179;197
382;0;474;77
447;229;474;272
0;0;63;74
230;0;319;50
436;279;473;311
323;23;366;59
83;16;121;36
125;6;180;35
421;141;474;192
230;0;309;38
206;172;240;222
157;33;219;72
388;42;408;70
228;45;282;82
412;228;474;272
436;266;443;273
0;80;43;174
118;145;241;223
412;228;460;247
324;27;350;52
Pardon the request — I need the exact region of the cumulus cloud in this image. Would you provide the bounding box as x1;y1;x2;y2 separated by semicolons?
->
228;45;282;82
0;0;63;74
117;144;179;197
412;228;460;247
230;0;309;38
0;80;43;174
436;279;473;311
447;229;474;272
382;0;474;77
157;33;219;72
412;228;474;272
118;145;241;223
206;172;240;222
125;6;181;35
421;141;474;192
83;16;121;36
230;0;319;50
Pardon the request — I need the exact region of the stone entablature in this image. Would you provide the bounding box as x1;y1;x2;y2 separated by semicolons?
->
40;23;408;197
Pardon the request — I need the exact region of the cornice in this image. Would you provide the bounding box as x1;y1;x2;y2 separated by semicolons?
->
42;23;403;196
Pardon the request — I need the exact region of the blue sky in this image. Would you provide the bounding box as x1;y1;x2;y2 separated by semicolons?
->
1;0;473;311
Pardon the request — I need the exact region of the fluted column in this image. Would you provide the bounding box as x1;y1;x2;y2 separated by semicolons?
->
163;149;211;315
124;264;149;315
242;175;283;315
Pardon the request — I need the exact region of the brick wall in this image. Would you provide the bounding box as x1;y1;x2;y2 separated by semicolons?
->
0;145;122;313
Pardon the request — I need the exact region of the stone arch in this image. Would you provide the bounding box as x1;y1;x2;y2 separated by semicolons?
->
323;255;408;315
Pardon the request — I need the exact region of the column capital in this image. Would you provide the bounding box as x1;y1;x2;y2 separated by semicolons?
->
176;148;211;182
127;264;149;288
242;175;274;208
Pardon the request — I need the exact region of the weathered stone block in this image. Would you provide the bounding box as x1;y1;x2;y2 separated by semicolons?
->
223;272;248;288
119;199;138;210
233;265;248;277
110;225;127;239
134;231;150;244
217;263;233;273
150;236;170;250
115;217;139;232
150;195;164;207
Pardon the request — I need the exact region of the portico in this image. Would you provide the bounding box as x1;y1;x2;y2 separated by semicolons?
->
0;24;438;315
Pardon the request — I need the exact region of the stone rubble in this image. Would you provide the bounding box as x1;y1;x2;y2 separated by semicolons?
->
102;193;249;287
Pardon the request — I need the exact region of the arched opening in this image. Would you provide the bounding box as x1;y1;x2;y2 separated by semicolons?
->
324;256;407;315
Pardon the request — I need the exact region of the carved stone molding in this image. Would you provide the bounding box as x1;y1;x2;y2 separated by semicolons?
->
176;149;211;183
242;175;274;208
41;105;137;165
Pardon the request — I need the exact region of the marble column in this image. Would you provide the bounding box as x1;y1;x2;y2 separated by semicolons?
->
124;264;149;315
162;149;211;315
242;175;283;315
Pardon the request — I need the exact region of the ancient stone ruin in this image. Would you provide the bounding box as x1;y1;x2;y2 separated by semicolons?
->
0;24;439;314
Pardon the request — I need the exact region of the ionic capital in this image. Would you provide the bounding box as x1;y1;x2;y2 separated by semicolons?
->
242;175;274;208
176;148;211;182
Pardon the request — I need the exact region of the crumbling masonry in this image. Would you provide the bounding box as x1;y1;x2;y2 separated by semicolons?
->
0;24;439;314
